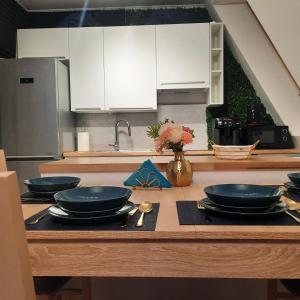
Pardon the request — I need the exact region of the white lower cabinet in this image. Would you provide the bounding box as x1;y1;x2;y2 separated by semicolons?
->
69;27;105;112
156;23;210;90
103;25;157;111
17;28;69;59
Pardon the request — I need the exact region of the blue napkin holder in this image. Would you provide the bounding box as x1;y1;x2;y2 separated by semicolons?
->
124;159;172;189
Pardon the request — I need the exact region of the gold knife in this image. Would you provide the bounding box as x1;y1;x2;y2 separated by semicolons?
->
120;206;139;228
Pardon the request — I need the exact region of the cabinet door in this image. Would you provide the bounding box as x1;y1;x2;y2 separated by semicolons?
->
17;28;69;58
156;23;210;89
69;27;105;112
104;26;157;111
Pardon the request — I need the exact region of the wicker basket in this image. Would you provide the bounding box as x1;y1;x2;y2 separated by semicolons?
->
211;140;260;160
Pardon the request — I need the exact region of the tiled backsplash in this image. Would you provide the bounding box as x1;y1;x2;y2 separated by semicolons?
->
76;102;208;151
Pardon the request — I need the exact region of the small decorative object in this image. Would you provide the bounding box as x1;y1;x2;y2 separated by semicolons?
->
147;120;195;187
211;140;260;160
124;159;172;190
77;132;90;151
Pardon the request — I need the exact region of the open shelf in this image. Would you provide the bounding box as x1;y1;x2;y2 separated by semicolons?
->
210;71;223;105
208;22;223;106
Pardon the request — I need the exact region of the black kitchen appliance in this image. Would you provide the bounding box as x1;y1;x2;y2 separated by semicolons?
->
247;125;293;149
213;118;243;145
247;104;266;126
245;103;293;148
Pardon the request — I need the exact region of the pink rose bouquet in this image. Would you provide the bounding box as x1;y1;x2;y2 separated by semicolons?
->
147;119;195;153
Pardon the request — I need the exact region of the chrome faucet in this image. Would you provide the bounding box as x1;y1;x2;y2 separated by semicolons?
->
109;119;132;151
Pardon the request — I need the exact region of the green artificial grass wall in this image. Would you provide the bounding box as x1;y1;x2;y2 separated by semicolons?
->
206;43;274;148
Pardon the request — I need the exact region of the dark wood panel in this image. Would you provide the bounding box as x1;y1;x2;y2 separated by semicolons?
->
0;0;28;57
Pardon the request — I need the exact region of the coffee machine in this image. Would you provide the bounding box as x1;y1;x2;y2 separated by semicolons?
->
213;117;243;145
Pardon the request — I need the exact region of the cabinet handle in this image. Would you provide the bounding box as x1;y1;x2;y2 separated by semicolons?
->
108;107;155;111
74;108;102;111
160;81;206;85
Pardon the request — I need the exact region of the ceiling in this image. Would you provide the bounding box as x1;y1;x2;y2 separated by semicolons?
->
15;0;206;11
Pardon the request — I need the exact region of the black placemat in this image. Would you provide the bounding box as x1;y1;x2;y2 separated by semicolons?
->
21;192;55;204
176;201;300;226
25;204;159;231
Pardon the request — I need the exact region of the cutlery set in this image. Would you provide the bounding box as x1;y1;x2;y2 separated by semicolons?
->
24;176;154;227
28;202;153;228
197;200;300;223
196;180;300;223
25;173;300;227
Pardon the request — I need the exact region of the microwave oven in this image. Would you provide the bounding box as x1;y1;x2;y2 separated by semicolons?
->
247;125;293;149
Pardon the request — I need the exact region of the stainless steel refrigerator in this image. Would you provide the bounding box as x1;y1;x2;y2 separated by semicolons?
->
0;58;75;192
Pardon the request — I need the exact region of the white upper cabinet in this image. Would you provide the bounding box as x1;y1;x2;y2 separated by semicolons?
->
17;28;69;59
104;25;157;111
69;27;105;112
156;23;210;90
17;23;221;111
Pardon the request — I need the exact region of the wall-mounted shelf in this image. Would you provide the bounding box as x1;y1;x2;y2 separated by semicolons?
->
208;22;224;106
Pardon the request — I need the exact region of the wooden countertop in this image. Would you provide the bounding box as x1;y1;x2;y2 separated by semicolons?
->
22;184;300;278
39;155;300;173
64;149;300;157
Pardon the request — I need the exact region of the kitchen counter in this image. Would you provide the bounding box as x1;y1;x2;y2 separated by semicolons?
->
63;149;300;158
39;155;300;173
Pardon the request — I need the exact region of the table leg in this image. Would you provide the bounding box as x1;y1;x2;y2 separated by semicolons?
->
267;280;278;300
81;277;92;300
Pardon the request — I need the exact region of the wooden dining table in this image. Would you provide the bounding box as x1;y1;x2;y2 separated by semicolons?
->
22;184;300;279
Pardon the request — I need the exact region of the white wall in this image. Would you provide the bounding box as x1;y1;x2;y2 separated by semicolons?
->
207;2;300;138
76;93;208;151
248;0;300;89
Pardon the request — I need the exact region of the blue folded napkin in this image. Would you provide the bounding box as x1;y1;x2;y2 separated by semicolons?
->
123;159;172;189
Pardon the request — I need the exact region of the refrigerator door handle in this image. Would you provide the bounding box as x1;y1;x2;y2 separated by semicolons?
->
6;155;56;161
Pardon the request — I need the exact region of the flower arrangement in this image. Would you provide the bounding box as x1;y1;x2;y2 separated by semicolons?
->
147;119;195;153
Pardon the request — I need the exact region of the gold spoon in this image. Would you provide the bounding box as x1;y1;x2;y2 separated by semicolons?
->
280;197;300;223
281;197;300;213
136;201;153;227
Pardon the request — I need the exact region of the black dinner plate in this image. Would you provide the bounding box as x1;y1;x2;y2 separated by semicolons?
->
21;192;54;202
285;182;300;193
208;200;278;213
58;204;124;217
204;184;282;208
200;198;288;220
48;201;135;224
54;186;132;211
31;190;61;196
24;176;81;193
288;173;300;187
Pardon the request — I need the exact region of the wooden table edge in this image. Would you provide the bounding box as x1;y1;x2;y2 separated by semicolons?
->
26;227;300;241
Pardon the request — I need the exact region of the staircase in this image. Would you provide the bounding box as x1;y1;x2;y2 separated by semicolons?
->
206;1;300;145
248;0;300;92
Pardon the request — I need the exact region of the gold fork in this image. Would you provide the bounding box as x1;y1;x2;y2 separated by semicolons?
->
197;201;205;210
26;209;50;225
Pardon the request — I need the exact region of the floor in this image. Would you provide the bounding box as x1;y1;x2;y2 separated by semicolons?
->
64;278;270;300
